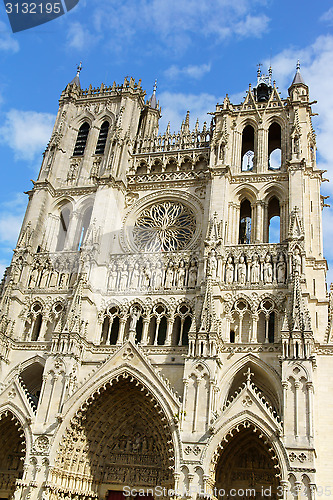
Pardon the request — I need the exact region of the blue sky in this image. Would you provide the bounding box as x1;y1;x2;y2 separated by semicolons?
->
0;0;333;282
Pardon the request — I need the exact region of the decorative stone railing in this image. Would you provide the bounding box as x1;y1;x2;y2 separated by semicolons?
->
134;132;211;154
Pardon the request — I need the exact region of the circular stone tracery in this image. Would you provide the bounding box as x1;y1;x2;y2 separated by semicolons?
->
132;201;196;252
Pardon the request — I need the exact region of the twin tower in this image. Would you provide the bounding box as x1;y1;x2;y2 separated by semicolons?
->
0;64;332;500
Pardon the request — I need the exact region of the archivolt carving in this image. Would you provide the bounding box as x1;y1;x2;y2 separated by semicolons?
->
50;375;174;495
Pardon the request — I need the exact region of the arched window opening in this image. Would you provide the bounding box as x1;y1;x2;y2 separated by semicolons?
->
268;196;280;243
157;316;167;345
268;122;281;170
100;306;120;345
135;316;143;343
241;125;255;171
77;206;93;250
148;316;157;345
173;304;192;346
31;313;42;341
230;329;235;343
268;312;275;343
95;121;109;155
239;199;252;244
73;122;90;156
20;362;44;408
136;162;147;174
110;316;120;345
56;207;70;251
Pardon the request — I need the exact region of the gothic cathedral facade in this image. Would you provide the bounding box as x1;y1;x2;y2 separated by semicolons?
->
0;64;332;500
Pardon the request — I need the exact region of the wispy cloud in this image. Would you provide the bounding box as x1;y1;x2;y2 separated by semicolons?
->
0;192;26;246
0;109;55;161
67;21;100;50
320;7;333;24
0;21;19;53
85;0;270;54
164;63;211;80
158;91;221;132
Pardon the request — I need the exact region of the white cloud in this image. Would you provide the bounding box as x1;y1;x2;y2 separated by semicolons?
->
158;91;221;133
0;109;55;161
0;21;19;53
320;7;333;24
164;63;211;80
90;0;270;52
0;193;26;248
67;21;99;50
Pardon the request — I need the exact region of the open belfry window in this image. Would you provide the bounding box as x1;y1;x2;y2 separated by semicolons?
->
241;125;255;171
239;199;252;244
268;122;282;169
73;122;90;156
95;120;110;155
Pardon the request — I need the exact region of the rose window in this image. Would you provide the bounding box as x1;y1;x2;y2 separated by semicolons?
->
132;201;196;252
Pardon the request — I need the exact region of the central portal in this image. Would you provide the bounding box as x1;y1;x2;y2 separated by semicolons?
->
214;426;279;500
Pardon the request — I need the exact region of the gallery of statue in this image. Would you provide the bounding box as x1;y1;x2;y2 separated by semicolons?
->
0;63;332;500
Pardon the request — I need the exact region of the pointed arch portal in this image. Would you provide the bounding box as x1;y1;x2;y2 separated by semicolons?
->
52;374;174;497
214;423;280;499
0;412;26;499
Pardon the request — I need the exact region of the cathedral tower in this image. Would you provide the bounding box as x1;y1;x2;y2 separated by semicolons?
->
0;63;332;500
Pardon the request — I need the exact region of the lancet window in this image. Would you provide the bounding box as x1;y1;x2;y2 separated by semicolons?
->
241;125;255;171
267;196;281;243
95;120;109;155
73;122;90;156
268;122;282;170
239;199;252;244
172;303;193;346
56;207;70;251
101;306;121;345
149;303;168;345
76;206;93;250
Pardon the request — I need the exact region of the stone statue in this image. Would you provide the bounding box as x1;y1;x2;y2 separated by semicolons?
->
188;259;198;288
130;262;140;290
153;261;163;289
119;264;128;291
251;254;260;284
142;263;151;288
277;254;286;284
129;306;140;331
263;254;273;283
293;247;302;274
225;256;234;284
208;248;218;279
108;263;118;290
238;255;246;284
175;260;186;289
165;262;174;289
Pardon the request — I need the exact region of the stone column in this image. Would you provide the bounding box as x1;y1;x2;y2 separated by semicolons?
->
116;318;126;345
306;382;314;439
294;381;300;438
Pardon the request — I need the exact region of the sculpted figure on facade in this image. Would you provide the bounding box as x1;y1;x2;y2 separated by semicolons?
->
153;260;163;289
238;255;246;284
175;260;186;289
277;254;286;284
264;254;273;283
119;264;128;291
225;256;234;284
208;248;218;279
188;259;198;288
129;262;140;290
165;262;174;289
108;263;118;290
251;254;260;283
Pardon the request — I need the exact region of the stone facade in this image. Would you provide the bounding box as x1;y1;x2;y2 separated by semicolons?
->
0;64;332;500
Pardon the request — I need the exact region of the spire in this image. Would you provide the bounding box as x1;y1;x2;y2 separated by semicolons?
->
70;62;82;88
149;79;157;109
291;60;305;85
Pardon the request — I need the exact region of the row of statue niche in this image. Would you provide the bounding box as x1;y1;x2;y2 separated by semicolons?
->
28;265;78;289
108;258;198;291
207;249;288;284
